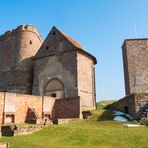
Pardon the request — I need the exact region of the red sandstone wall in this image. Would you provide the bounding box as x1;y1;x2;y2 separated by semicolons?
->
15;94;43;123
1;92;81;124
0;92;5;124
77;53;95;110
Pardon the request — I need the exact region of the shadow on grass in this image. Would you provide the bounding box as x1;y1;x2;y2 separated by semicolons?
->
97;110;114;121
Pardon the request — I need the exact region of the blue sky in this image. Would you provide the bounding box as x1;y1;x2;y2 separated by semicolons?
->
0;0;148;101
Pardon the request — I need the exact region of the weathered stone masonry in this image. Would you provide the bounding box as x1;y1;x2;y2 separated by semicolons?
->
122;39;148;95
0;24;97;124
33;27;97;110
111;39;148;119
0;92;81;124
0;25;42;94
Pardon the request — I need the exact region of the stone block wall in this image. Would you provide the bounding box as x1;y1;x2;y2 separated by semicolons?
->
33;26;97;112
134;93;148;115
0;25;42;94
1;125;45;136
0;92;55;124
122;39;148;95
77;52;96;110
53;97;81;119
15;94;43;123
111;94;136;117
33;26;78;98
33;51;78;98
0;92;81;124
111;93;148;119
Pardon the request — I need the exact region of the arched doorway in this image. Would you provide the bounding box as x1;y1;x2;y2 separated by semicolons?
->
44;78;65;99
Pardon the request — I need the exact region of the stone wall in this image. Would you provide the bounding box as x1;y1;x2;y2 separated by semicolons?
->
53;97;81;119
122;39;148;95
33;52;78;98
111;94;136;117
111;93;148;119
33;27;78;98
0;25;96;120
33;27;97;112
0;25;42;94
77;52;96;110
1;125;45;136
0;92;81;124
15;94;43;123
0;92;55;124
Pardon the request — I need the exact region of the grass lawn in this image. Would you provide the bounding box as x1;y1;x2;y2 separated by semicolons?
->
0;101;147;148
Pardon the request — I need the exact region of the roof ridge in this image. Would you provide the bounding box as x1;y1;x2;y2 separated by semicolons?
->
53;26;84;50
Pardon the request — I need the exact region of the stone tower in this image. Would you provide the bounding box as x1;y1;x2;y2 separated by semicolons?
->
32;26;97;110
0;25;42;94
122;39;148;95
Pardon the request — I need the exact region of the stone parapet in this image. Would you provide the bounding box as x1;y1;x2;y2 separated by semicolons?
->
0;24;42;42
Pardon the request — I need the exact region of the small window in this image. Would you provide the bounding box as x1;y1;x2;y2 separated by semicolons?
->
24;26;28;29
52;31;56;35
30;40;32;44
50;93;56;98
46;46;49;50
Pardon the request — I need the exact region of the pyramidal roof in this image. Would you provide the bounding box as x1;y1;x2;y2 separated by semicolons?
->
53;26;84;50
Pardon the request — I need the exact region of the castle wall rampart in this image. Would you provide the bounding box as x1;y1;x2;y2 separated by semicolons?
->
0;25;42;42
0;92;81;124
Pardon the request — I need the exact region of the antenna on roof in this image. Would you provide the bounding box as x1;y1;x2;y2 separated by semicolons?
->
133;24;138;38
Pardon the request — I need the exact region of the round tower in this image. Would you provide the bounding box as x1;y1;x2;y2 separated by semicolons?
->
0;24;42;94
16;24;42;63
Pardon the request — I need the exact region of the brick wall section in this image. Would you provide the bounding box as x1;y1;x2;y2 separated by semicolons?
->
53;97;81;119
111;94;136;118
0;92;4;124
3;92;55;124
111;93;148;119
122;39;148;95
77;52;96;110
0;92;81;124
15;94;43;123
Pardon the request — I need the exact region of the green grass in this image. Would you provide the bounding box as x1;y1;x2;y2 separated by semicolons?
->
0;101;147;148
96;100;116;110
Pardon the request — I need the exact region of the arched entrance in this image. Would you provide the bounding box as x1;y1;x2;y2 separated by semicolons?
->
44;78;65;99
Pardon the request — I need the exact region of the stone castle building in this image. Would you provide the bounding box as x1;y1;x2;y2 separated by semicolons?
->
111;39;148;119
0;24;97;124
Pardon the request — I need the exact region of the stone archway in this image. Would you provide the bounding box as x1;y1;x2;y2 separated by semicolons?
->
44;78;65;99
